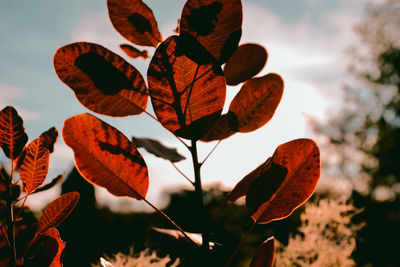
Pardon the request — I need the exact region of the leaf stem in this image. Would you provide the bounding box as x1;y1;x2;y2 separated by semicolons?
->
201;139;222;166
6;160;16;266
190;140;209;249
170;162;194;185
141;197;199;247
225;221;257;267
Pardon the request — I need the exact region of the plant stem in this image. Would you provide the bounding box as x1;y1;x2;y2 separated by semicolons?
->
190;140;209;249
225;221;257;267
5;161;16;266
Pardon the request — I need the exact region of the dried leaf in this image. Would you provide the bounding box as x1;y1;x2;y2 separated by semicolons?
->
120;44;149;59
36;192;80;236
224;43;268;85
0;106;28;160
226;157;271;203
19;137;50;194
229;73;284;133
200;114;235;142
179;0;243;63
33;174;64;194
132;136;185;163
54;42;148;117
246;139;320;224
39;127;58;153
45;228;66;267
62;113;149;199
148;35;226;140
108;0;162;47
250;236;276;267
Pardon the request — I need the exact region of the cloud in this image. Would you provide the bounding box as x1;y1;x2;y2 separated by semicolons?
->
0;83;40;121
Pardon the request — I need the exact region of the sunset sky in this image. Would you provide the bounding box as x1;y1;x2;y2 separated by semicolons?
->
0;0;371;211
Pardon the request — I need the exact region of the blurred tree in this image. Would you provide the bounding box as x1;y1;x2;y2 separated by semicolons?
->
312;0;400;265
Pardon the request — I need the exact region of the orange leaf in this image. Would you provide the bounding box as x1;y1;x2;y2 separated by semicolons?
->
200;114;235;142
45;228;66;267
62;113;149;199
226;157;271;203
179;0;243;63
228;73;284;133
19;137;50;194
40;127;58;153
120;44;149;59
250;236;276;267
224;43;268;85
36;192;80;236
108;0;162;47
246;139;320;224
54;42;148;117
0;106;28;160
148;36;226;140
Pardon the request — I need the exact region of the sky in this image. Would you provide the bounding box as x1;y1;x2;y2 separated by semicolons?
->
0;0;370;211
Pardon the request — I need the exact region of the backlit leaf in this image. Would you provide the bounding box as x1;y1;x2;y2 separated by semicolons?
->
62;113;149;199
228;73;283;133
132;136;186;163
54;42;148;117
45;228;66;267
226;157;271;202
200;114;235;142
246;139;320;224
36;192;79;236
108;0;162;47
179;0;243;63
120;44;149;59
33;174;64;194
39;127;58;153
148;36;226;140
19;137;50;194
0;106;28;160
224;43;268;85
250;236;276;267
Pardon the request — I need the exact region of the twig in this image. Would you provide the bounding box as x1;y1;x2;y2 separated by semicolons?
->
225;221;257;267
170;162;194;185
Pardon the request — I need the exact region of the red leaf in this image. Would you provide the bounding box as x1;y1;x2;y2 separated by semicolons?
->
0;106;28;160
250;236;276;267
36;192;80;236
179;0;243;63
108;0;162;47
246;139;320;224
62;113;149;199
120;44;149;59
39;127;58;153
200;114;235;142
226;157;271;203
228;73;284;133
148;36;226;140
224;43;268;85
54;42;148;117
45;228;66;267
19;137;50;194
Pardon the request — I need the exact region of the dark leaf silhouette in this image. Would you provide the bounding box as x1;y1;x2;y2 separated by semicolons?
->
246;139;320;224
250;236;276;267
120;44;149;59
180;0;243;63
200;114;235;142
224;43;268;85
62;113;149;199
148;35;226;140
36;192;80;236
19;137;50;194
228;73;284;133
226;157;271;202
108;0;162;47
0;106;28;160
54;42;148;117
45;228;66;267
132;136;186;163
39;127;58;153
33;174;64;194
